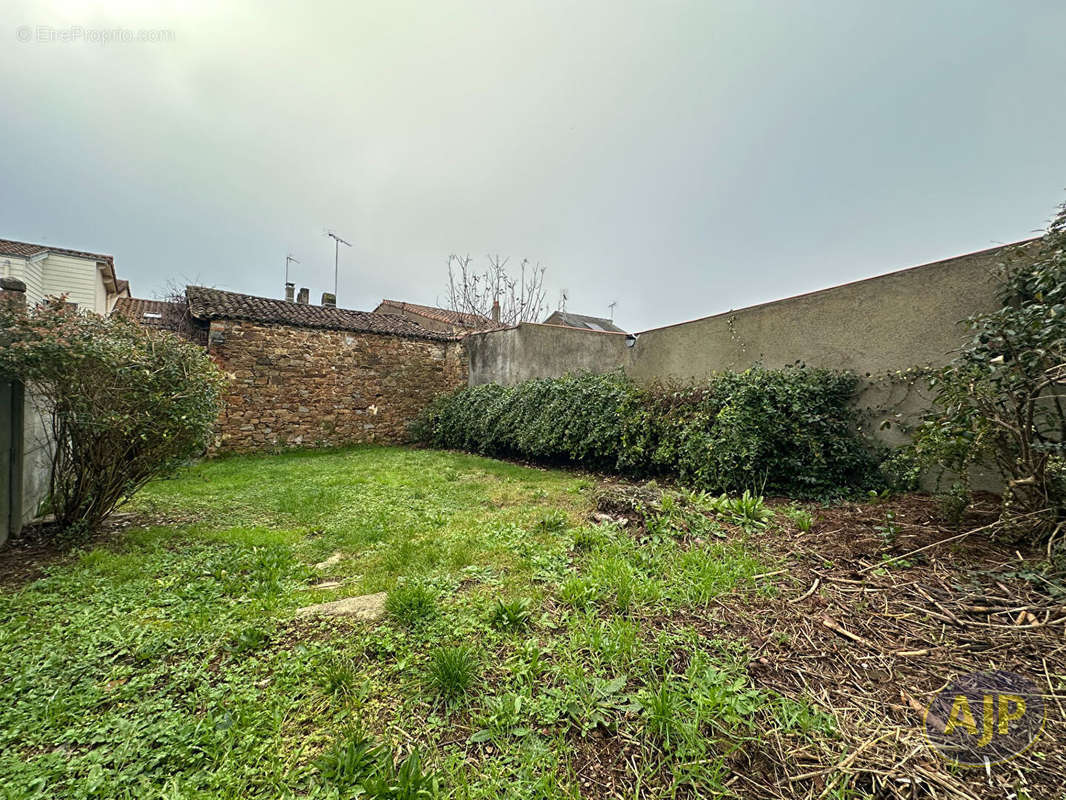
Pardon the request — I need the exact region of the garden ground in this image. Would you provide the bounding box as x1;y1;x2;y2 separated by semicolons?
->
0;446;1062;799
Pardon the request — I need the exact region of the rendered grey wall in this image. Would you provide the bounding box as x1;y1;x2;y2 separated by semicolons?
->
626;241;1035;383
468;240;1035;385
465;323;629;386
464;240;1038;448
21;392;53;524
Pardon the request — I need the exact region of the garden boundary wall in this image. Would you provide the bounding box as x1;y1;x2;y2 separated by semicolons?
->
464;239;1040;447
205;320;468;453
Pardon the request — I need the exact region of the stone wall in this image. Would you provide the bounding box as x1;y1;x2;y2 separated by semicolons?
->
207;320;467;453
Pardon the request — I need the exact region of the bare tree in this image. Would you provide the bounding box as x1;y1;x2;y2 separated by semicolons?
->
446;254;552;326
154;280;208;345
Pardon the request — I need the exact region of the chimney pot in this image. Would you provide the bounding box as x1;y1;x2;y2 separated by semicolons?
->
321;292;336;308
297;287;309;304
285;282;295;302
491;298;500;323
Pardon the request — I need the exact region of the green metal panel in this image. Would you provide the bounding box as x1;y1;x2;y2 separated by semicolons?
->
0;380;24;543
10;382;23;539
0;381;11;543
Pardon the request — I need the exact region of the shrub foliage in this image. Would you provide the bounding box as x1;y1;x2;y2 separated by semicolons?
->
417;367;876;496
0;300;224;533
913;202;1066;538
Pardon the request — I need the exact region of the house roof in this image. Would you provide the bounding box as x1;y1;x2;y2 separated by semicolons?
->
543;311;626;333
186;286;458;341
378;299;494;329
0;237;123;294
112;297;182;328
0;237;115;266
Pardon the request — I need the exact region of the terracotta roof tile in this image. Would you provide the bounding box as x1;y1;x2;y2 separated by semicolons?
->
112;297;180;328
186;286;458;341
379;299;494;329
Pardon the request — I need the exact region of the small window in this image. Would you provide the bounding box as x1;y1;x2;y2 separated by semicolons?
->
143;312;163;319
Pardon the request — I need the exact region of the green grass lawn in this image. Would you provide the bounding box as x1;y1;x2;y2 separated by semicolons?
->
0;446;810;799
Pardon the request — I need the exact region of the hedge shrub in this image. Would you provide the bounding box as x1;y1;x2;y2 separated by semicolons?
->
416;368;878;497
0;299;225;534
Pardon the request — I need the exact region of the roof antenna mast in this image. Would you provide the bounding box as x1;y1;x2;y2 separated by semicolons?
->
608;301;617;321
285;254;300;284
326;230;352;299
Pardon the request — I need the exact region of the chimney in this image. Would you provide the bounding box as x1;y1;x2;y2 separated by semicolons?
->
491;298;500;323
0;277;27;311
321;292;336;308
285;282;295;302
297;287;309;304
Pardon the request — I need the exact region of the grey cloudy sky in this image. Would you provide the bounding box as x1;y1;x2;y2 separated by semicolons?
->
2;1;1065;331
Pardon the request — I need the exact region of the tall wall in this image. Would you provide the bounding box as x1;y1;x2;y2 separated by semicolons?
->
465;323;629;385
463;240;1039;445
207;321;467;453
626;242;1033;383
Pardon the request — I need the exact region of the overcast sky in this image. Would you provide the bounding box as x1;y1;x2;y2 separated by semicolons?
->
2;1;1065;331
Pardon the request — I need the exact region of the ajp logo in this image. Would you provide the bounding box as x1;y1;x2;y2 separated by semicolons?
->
925;671;1045;767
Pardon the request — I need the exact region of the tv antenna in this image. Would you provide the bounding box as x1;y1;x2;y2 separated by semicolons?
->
326;230;351;298
608;301;617;321
285;254;300;284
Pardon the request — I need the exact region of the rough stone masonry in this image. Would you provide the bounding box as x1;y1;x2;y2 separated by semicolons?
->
207;320;467;453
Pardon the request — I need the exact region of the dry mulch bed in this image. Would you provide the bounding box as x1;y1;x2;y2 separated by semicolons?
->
683;494;1064;799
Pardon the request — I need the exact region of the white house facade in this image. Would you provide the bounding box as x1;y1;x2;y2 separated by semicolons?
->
0;238;130;314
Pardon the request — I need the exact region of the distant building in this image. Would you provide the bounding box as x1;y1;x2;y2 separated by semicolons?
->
0;237;131;313
374;299;495;334
542;310;625;334
111;296;210;345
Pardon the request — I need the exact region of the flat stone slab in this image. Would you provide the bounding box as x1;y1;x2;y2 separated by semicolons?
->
295;592;386;621
314;552;344;570
305;580;343;590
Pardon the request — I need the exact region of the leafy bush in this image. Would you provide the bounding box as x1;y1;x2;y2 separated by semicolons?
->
0;300;224;533
913;202;1066;540
417;368;877;497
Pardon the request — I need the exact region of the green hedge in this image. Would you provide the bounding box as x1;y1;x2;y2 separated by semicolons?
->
414;368;879;497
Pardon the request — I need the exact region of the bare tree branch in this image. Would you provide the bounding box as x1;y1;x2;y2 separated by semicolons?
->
446;254;555;325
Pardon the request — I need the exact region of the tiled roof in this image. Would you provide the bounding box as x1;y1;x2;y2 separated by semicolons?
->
0;237;114;267
379;299;494;329
186;286;458;341
543;311;626;333
112;297;181;328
